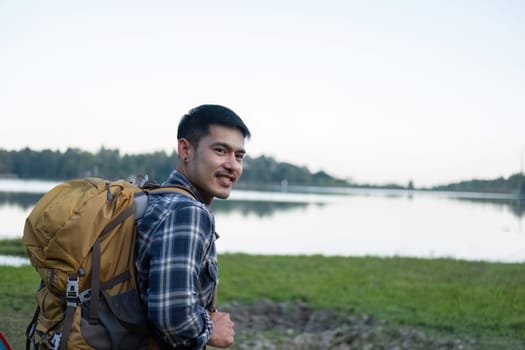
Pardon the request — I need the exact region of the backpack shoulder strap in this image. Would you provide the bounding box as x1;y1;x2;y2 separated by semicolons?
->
134;185;197;219
147;185;196;198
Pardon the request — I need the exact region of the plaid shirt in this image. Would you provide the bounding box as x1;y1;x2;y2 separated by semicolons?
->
135;171;218;350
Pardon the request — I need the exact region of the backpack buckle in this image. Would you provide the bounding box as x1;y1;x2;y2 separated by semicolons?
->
50;332;62;350
78;289;92;303
66;275;79;307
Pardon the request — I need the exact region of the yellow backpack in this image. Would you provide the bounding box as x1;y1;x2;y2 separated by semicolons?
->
23;178;194;350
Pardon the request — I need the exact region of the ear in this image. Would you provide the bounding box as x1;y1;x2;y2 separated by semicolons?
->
178;138;192;161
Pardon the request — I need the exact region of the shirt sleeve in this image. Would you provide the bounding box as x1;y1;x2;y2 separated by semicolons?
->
147;203;215;349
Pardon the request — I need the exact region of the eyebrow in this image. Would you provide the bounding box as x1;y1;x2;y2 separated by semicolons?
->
211;141;246;155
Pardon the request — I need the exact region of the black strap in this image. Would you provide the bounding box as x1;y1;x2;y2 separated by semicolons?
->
79;271;131;304
25;305;40;350
59;305;75;350
26;281;45;349
101;270;131;291
89;240;101;324
100;204;135;238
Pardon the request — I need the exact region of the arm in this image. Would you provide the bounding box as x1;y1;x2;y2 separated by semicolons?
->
148;204;215;349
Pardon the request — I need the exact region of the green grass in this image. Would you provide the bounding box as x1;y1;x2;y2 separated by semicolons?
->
217;254;525;348
0;266;40;350
1;250;524;349
0;238;27;256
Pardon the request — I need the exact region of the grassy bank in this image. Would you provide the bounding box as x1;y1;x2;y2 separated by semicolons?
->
0;238;26;256
0;253;524;349
218;254;525;348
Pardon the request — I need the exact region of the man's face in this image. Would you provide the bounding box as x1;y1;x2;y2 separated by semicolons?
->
185;125;246;204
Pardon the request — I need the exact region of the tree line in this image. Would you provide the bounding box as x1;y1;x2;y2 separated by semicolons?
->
1;147;523;193
430;174;525;195
0;147;350;187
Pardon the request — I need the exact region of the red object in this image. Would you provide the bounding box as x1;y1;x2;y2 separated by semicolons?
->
0;332;12;350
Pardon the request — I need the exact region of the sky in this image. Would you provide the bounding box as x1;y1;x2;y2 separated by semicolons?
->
1;1;524;188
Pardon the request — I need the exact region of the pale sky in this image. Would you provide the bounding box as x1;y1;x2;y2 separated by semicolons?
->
1;1;524;187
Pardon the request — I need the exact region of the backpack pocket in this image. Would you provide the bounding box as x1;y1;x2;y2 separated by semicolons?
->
33;287;64;348
80;289;150;350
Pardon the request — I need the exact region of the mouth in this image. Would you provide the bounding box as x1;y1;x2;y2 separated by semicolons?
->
216;172;236;186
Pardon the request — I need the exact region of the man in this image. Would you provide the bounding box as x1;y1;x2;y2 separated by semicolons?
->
135;104;251;349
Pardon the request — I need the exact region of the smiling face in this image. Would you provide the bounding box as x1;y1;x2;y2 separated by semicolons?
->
178;124;246;204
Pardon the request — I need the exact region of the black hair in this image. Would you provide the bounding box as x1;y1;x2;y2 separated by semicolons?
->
177;104;251;146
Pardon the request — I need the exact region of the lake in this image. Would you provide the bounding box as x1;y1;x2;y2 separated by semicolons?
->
1;179;524;264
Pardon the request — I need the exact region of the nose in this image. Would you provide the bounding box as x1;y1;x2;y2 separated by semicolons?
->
224;153;242;173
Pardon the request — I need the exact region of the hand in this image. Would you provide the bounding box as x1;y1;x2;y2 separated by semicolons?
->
207;311;235;348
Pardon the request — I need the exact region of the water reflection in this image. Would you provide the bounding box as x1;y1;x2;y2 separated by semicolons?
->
0;191;313;217
453;197;525;218
211;199;312;217
1;190;522;219
0;192;43;210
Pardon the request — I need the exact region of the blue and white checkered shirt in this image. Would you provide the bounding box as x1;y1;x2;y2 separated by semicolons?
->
135;170;218;349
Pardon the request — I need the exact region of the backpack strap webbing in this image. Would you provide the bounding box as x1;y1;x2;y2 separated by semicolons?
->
89;240;101;325
25;305;40;350
59;274;80;350
146;185;197;199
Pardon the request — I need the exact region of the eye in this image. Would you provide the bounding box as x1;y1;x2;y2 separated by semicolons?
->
214;147;226;155
235;153;245;161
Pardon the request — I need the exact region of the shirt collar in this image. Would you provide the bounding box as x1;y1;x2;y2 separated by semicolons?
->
162;170;207;205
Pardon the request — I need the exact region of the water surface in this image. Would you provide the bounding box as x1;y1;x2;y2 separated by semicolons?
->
1;179;523;264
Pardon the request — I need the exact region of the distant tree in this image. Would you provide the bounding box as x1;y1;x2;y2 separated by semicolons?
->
431;173;525;194
0;149;13;175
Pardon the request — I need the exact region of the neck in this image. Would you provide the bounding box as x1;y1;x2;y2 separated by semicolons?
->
175;166;213;206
